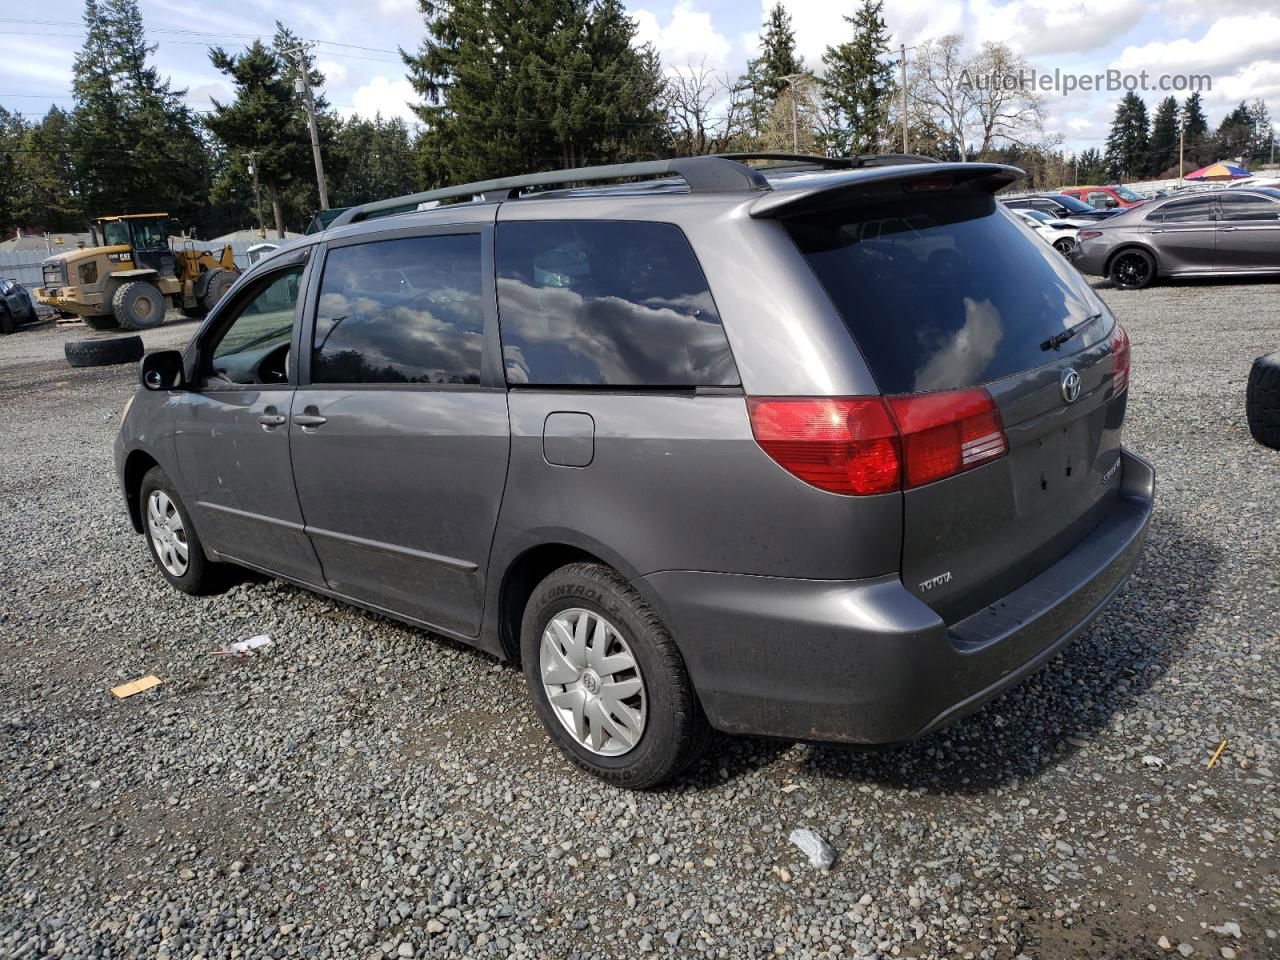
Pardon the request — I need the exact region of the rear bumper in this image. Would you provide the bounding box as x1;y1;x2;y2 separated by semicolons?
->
639;448;1154;744
1068;240;1110;276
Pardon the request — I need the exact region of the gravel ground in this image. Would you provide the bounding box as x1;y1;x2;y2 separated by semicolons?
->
1;287;1278;960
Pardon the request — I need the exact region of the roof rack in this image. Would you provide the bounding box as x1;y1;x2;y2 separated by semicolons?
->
327;152;944;228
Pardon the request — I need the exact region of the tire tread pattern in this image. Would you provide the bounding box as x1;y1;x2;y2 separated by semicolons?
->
1246;353;1280;449
64;335;144;368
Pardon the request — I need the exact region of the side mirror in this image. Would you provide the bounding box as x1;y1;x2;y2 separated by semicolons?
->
140;350;186;391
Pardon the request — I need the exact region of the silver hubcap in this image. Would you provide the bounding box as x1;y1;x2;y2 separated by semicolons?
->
539;608;647;756
146;490;189;577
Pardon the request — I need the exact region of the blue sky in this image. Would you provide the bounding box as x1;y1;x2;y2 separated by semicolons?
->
2;0;1277;157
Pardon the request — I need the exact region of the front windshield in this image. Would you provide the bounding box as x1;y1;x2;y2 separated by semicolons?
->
1114;186;1144;202
102;221;130;246
1050;194;1094;214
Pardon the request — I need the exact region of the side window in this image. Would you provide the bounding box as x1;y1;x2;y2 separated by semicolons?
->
206;267;303;386
495;220;738;387
1219;194;1280;222
312;234;484;385
1160;198;1217;223
1085;192;1110;208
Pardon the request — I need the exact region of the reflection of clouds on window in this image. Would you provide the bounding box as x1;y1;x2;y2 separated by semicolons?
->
912;298;1004;393
498;279;736;386
496;221;738;387
313;234;483;385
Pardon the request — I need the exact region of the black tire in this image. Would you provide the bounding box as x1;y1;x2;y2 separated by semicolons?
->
138;466;225;595
84;313;120;331
1246;353;1280;450
199;269;237;313
64;335;144;368
1109;248;1156;289
0;306;13;335
113;281;166;331
521;562;711;789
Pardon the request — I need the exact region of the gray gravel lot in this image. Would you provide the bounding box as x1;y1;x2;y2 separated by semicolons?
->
1;287;1278;960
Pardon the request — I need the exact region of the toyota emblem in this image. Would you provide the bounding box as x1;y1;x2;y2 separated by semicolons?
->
1060;368;1082;404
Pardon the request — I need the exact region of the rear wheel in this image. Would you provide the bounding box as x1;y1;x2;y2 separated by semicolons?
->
521;562;710;788
0;306;13;335
113;281;166;330
1109;249;1155;289
139;466;225;594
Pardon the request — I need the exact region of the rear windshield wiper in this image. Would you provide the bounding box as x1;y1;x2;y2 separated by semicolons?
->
1041;313;1102;352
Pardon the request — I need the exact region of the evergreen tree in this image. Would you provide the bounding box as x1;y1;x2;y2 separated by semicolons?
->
330;115;419;207
1103;92;1149;180
205;39;316;236
1148;96;1179;177
1181;92;1210;167
1248;100;1275;166
0;108;25;238
820;0;893;156
741;3;806;137
1076;147;1106;184
1213;101;1254;162
68;0;208;226
403;0;665;185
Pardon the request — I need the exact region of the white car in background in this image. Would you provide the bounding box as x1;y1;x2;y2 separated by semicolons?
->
1012;209;1082;256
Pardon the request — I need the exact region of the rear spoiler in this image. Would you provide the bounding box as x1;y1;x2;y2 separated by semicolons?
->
749;162;1024;219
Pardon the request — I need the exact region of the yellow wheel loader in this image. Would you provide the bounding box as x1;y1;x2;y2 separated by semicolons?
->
34;214;240;331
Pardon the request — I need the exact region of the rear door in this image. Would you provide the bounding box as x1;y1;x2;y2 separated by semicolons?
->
1146;195;1218;272
1216;192;1280;270
288;213;509;638
784;190;1128;622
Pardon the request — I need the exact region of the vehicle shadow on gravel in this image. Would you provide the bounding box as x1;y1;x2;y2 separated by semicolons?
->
678;512;1222;795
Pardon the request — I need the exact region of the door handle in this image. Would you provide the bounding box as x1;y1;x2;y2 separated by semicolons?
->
257;406;286;428
293;406;327;429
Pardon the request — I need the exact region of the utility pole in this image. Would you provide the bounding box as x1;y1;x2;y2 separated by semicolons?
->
1179;121;1185;182
282;43;330;212
245;151;265;239
900;43;908;153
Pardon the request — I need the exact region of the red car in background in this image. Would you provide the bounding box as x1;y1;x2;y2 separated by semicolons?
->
1060;185;1147;210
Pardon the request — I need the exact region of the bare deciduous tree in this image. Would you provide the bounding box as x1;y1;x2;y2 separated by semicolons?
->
662;60;754;156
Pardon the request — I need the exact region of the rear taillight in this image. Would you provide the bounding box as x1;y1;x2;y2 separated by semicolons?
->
887;389;1009;489
1078;230;1103;240
745;397;901;495
747;388;1008;495
1111;323;1130;394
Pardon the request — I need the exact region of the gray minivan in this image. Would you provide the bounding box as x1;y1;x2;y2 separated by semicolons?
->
115;155;1154;788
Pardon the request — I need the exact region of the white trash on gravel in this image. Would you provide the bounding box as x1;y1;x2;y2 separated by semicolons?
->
788;828;837;870
211;634;273;656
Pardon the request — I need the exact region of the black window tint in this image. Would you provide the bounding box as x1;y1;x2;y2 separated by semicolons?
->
1160;197;1216;223
786;195;1109;395
312;234;484;385
1219;194;1280;221
495;221;737;387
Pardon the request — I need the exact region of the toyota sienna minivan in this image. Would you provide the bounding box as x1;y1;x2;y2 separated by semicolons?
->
115;154;1154;788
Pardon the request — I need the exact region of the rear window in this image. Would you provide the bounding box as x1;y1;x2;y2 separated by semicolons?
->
495;221;738;387
785;194;1109;395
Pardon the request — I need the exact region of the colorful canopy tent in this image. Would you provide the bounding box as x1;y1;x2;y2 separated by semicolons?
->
1184;161;1252;181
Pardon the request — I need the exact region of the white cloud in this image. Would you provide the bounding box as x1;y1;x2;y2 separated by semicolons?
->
349;75;419;125
317;59;350;87
1112;14;1280;75
968;0;1147;57
632;0;732;69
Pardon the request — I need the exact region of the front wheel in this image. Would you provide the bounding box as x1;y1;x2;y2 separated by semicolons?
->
138;466;225;595
0;306;13;335
1053;237;1075;256
521;562;710;789
113;281;167;330
1109;249;1155;290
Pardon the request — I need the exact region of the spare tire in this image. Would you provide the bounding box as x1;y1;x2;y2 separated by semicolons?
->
1246;353;1280;450
65;335;144;368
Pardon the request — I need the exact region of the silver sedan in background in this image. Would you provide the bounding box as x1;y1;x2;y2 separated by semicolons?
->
1070;189;1280;289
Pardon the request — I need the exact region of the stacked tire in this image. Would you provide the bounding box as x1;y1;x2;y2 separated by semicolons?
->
1246;353;1280;450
